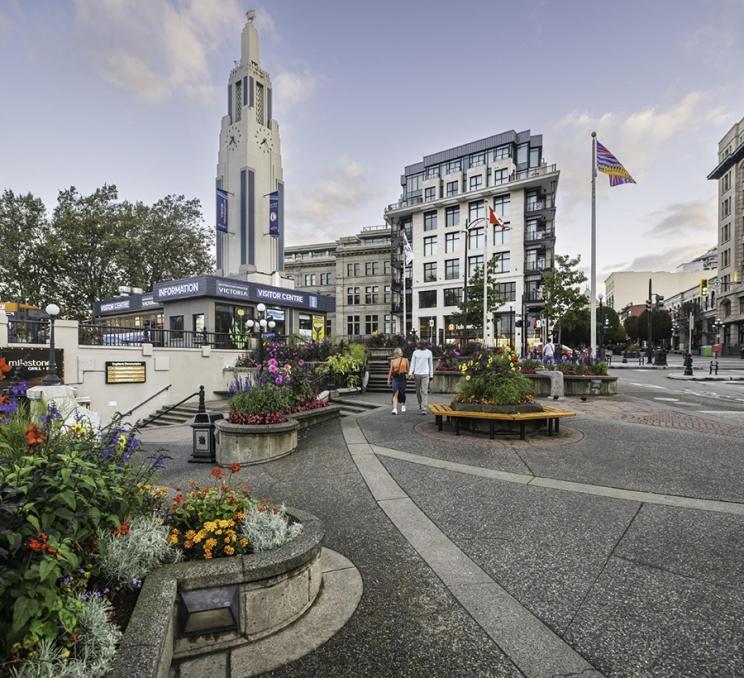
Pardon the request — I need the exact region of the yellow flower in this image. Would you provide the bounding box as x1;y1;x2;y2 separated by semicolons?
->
168;534;179;545
240;537;249;547
224;545;235;555
465;375;471;381
205;538;218;549
184;540;193;549
219;519;231;528
204;551;213;560
215;529;223;536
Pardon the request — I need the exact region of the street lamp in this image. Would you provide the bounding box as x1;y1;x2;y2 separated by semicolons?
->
714;317;724;358
42;303;61;386
598;294;605;362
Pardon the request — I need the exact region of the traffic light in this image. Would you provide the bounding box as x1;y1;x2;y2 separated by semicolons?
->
700;279;709;297
645;300;652;313
655;295;664;310
515;319;523;328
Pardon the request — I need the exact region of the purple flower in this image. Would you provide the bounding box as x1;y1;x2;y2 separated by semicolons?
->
153;455;167;470
268;364;279;373
10;381;28;397
275;376;284;385
121;452;132;463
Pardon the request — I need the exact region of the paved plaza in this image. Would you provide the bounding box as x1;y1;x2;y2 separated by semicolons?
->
142;375;744;678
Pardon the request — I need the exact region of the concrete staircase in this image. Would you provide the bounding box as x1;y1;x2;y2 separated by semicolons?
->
141;400;227;428
330;396;382;418
366;348;393;393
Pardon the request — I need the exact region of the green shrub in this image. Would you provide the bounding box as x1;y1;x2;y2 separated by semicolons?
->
590;362;608;376
455;348;534;406
229;383;293;417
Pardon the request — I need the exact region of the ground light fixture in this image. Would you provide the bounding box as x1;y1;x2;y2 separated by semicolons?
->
42;303;61;386
177;585;240;637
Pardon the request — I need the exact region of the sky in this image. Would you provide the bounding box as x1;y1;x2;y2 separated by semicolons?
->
1;0;743;287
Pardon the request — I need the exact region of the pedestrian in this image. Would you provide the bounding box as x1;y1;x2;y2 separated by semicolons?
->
387;347;409;415
409;341;434;414
543;338;555;366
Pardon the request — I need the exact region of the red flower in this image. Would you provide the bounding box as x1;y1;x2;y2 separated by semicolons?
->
0;357;11;381
229;464;241;474
114;521;130;536
211;467;224;480
25;423;46;447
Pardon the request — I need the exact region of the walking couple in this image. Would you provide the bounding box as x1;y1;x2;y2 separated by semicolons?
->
387;342;434;415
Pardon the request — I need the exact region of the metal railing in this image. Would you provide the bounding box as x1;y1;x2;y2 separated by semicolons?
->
525;229;555;242
7;319;49;344
78;323;287;350
385;164;558;212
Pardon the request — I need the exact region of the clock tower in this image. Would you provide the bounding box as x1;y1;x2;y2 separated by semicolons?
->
216;10;284;278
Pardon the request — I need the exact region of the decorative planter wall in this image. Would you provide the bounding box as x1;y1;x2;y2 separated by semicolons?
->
525;373;618;396
216;419;299;465
108;509;325;678
430;371;462;393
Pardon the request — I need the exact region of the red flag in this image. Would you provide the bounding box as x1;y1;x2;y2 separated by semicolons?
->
488;206;505;227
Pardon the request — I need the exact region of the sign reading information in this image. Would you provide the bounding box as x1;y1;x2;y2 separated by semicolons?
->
105;361;146;384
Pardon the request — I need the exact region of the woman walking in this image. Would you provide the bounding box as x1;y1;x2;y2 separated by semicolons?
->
387;347;410;415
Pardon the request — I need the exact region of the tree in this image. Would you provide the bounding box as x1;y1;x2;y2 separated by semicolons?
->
120;195;214;291
560;305;625;347
450;254;510;339
541;254;588;344
636;310;672;345
0;190;49;305
623;315;639;342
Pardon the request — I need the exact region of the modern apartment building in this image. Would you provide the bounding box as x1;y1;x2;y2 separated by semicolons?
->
708;115;744;355
384;130;558;350
284;225;393;339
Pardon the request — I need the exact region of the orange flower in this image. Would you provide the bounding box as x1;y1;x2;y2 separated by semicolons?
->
0;357;12;380
114;521;130;536
229;463;241;474
241;483;251;496
25;423;46;447
224;545;235;556
211;467;224;480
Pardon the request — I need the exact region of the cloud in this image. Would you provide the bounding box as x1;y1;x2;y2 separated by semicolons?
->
286;158;382;243
74;0;245;104
273;70;319;108
603;243;714;275
644;197;717;237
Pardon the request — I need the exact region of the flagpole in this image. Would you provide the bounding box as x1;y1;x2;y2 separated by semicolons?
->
402;258;407;336
590;131;597;361
483;208;489;348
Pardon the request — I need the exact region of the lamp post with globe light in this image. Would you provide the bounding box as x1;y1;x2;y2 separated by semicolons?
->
42;303;61;385
246;303;276;366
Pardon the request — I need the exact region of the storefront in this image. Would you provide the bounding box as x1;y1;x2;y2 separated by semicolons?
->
94;275;333;347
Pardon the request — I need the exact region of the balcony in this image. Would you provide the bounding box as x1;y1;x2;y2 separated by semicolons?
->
524;228;555;245
385;163;558;213
525;258;552;274
524;197;556;216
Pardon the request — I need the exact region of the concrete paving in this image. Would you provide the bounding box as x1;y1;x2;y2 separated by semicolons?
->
140;386;744;677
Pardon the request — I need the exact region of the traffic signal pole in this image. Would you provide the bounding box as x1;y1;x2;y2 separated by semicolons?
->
647;278;653;364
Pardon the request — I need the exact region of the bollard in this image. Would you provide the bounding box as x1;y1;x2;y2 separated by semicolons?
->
709;361;713;375
683;353;693;377
714;360;719;376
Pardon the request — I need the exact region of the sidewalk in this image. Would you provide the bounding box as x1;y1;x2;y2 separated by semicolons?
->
142;392;744;677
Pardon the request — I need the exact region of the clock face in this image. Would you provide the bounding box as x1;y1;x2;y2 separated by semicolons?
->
254;128;274;153
227;125;242;151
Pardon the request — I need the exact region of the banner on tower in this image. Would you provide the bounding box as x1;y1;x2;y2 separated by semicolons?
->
216;189;228;233
269;191;280;238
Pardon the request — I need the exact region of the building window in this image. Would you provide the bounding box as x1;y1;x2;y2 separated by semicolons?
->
722;223;731;243
234;80;242;122
495;144;511;159
347;314;360;336
494;282;516;302
516;143;528;165
365;314;379;335
384;285;391;303
406;173;423;194
445;259;459;280
320;272;332;285
494;168;508;185
170;315;184;339
424;236;437;257
468;200;484;223
424;211;437;231
445;231;460;253
444;287;463;307
304;274;316;286
446;160;461;174
365;261;379;276
470;152;486;167
425;166;440;179
256;82;265;125
529;147;540;167
347;286;360;305
347;262;360;277
493;194;510;219
423;262;437;282
468;255;484;278
469;175;483;192
467;226;484;250
419;290;437;308
492;251;510;273
493;224;511;246
425;186;436;202
384;260;391;275
193;313;205;333
365;286;379;304
445;206;459;228
384;314;393;334
446;181;458;196
722;249;731;268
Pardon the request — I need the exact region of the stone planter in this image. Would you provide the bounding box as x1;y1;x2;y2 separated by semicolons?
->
108;509;324;678
525;373;618;396
216;419;299;465
430;370;462;394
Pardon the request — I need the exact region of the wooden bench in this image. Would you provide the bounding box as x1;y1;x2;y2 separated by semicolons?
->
427;404;576;440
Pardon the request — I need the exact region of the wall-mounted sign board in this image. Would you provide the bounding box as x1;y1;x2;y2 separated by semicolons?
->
105;361;146;384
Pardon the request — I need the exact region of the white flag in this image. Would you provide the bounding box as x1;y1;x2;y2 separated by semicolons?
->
402;232;414;267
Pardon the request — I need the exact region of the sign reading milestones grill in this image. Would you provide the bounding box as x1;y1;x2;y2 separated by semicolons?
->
0;348;64;386
105;361;146;384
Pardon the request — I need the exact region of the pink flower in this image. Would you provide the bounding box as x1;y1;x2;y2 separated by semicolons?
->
275;376;284;385
268;364;279;373
268;358;278;367
298;359;305;366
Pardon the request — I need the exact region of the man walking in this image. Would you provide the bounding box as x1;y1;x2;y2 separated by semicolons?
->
409;341;434;414
543;338;555;366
